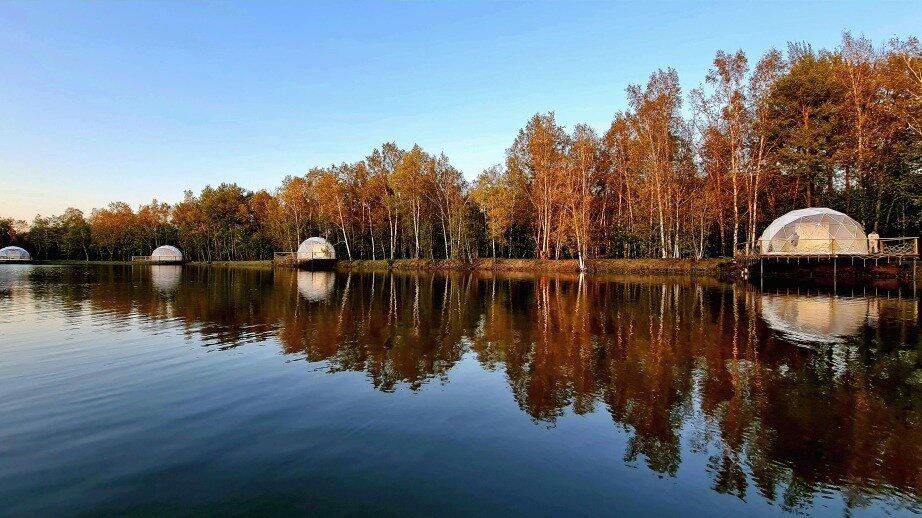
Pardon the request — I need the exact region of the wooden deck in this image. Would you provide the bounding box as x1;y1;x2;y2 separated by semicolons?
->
734;237;918;281
735;237;918;266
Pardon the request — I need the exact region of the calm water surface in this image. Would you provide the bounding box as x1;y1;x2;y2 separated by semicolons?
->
0;265;919;516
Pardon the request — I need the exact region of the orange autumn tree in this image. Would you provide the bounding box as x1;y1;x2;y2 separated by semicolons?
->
472;164;516;258
506;112;568;260
5;33;920;262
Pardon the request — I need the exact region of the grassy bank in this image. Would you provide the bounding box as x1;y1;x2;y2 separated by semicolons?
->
35;259;135;266
32;258;727;275
33;259;274;269
337;258;727;275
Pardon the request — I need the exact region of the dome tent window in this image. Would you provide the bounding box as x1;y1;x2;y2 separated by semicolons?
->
150;245;184;264
759;208;868;255
297;237;336;261
0;246;31;262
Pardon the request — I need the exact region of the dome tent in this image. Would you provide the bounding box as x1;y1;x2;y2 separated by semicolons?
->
0;246;31;261
297;237;336;261
759;208;867;255
150;245;184;263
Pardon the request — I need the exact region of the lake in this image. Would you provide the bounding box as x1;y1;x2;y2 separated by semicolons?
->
0;265;919;516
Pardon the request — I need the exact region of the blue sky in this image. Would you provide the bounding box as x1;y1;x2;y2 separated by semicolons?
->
1;1;920;221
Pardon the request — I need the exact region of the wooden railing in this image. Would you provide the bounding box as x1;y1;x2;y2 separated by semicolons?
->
878;237;919;256
735;237;918;258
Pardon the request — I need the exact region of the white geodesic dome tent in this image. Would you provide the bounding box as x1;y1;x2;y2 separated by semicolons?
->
297;237;336;260
150;245;184;263
0;246;31;261
759;208;868;255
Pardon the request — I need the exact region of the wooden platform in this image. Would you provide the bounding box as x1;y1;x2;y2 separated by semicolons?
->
737;252;919;267
736;237;918;264
733;237;918;282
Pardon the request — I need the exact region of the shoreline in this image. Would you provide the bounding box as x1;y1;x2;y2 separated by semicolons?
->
30;259;276;268
28;258;728;275
335;258;728;276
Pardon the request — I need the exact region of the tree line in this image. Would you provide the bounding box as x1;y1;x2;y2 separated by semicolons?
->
3;33;921;263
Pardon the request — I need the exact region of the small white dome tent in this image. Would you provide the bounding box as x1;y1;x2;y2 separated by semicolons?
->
297;237;336;261
0;246;31;262
759;208;867;255
150;245;184;264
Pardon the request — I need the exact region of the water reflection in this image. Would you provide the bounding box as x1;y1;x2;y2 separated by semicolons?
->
280;273;471;391
760;290;920;348
4;266;921;513
150;265;182;292
0;265;30;300
296;270;336;301
761;292;870;345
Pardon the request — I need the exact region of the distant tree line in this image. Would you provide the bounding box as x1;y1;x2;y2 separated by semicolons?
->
2;34;921;263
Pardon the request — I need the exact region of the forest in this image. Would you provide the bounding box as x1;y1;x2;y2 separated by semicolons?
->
3;34;921;264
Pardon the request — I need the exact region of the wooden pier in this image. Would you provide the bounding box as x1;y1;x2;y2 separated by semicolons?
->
735;237;919;280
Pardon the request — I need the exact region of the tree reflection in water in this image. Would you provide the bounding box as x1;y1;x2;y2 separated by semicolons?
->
19;266;922;512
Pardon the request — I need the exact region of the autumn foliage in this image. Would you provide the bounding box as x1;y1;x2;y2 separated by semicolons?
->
2;34;921;262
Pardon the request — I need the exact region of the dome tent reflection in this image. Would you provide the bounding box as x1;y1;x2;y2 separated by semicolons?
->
297;270;335;301
760;292;871;345
0;264;31;284
0;264;31;298
150;265;182;292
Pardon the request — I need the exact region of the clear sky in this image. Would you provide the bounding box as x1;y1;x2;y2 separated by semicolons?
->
1;0;920;221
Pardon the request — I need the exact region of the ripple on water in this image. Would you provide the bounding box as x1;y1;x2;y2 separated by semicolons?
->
0;267;919;515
